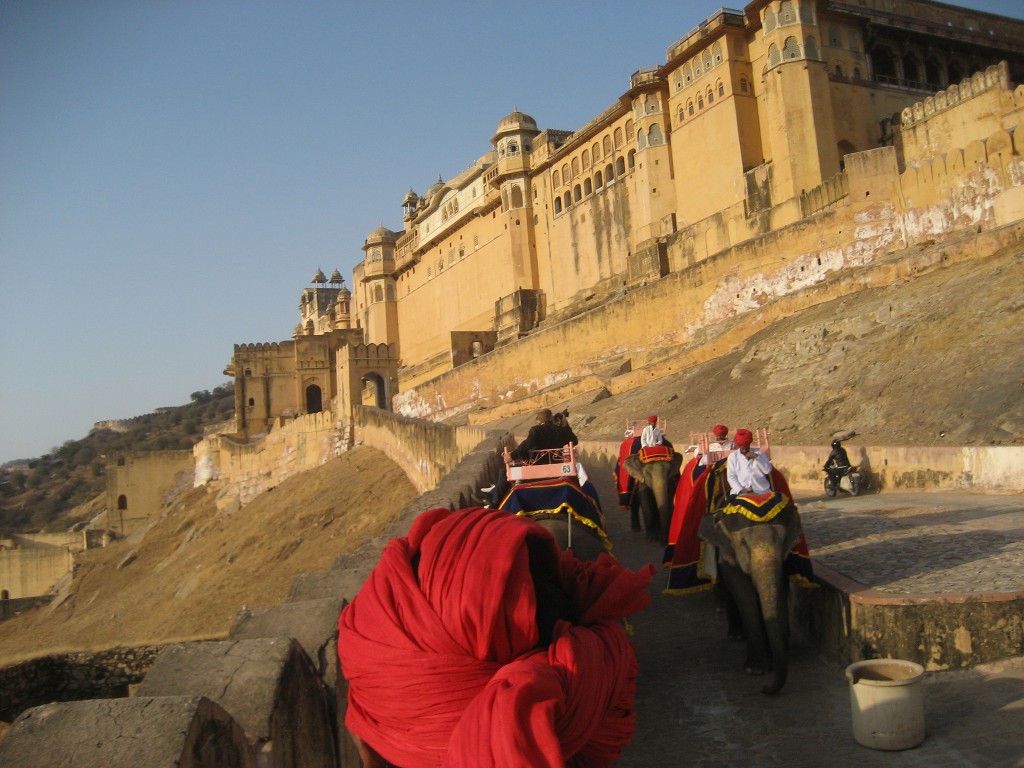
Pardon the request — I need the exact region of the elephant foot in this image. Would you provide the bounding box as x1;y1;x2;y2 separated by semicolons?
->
728;630;746;642
744;661;772;676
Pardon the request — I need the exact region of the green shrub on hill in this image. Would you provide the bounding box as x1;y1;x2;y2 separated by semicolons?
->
0;383;235;534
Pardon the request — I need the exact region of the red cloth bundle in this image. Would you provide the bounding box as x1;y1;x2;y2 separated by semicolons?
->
338;506;655;767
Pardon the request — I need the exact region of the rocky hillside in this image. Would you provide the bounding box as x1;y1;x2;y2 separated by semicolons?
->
549;239;1024;449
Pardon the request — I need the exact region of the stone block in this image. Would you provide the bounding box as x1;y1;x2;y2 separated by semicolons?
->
229;597;344;682
136;638;336;768
0;696;256;767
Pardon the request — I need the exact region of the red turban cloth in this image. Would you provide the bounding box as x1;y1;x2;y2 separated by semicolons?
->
648;414;658;424
712;424;728;438
338;507;656;767
733;428;753;448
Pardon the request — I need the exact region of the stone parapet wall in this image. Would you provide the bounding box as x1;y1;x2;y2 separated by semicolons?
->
0;645;163;723
353;406;493;494
0;547;73;601
576;441;1024;493
195;410;344;511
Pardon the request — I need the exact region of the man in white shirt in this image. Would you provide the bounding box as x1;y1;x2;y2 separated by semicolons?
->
698;423;734;466
726;428;773;496
640;415;664;448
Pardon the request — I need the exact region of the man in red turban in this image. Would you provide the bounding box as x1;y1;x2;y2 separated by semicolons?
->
338;507;656;767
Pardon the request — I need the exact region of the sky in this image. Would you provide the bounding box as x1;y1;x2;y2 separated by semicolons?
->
1;0;1021;464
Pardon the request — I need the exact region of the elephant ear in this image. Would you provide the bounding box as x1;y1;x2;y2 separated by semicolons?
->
698;513;734;557
622;454;644;481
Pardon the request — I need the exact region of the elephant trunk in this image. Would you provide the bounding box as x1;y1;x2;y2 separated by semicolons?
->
750;545;788;695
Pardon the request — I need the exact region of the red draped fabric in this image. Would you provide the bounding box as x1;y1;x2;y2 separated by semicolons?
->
613;436;640;508
338;507;656;768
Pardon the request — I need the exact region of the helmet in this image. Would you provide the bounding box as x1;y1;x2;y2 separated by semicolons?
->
831;439;842;449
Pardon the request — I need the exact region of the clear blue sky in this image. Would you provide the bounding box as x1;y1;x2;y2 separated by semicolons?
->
1;0;1020;463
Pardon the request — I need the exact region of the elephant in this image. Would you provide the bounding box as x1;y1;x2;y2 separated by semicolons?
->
622;448;684;542
497;473;613;562
697;494;806;695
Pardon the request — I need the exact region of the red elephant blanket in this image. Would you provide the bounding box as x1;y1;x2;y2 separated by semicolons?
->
664;462;815;593
338;506;656;767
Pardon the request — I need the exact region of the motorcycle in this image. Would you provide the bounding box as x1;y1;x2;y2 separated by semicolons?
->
823;465;864;497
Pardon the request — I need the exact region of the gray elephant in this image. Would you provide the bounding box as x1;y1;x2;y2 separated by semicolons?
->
698;495;806;695
622;449;684;542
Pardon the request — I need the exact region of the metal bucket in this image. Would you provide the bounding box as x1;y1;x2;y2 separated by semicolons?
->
845;659;925;751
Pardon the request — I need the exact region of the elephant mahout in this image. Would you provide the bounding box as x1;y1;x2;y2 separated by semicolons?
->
697;464;814;695
621;443;683;543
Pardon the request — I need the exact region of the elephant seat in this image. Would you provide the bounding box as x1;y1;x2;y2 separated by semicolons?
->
504;442;578;482
637;444;674;464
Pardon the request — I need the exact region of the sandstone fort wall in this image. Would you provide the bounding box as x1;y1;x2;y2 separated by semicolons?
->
105;450;193;537
392;76;1023;429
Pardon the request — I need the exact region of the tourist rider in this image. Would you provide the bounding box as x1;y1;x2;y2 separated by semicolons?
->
510;408;572;462
552;409;579;449
485;409;571;506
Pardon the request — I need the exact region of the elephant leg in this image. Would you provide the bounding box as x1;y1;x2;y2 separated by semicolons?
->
716;582;745;642
718;561;771;676
639;486;663;542
629;494;642;531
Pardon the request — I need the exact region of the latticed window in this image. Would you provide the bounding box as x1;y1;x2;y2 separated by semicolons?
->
784;37;800;60
769;44;781;67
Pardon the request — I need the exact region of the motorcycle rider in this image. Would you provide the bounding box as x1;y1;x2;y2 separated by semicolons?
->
823;439;852;484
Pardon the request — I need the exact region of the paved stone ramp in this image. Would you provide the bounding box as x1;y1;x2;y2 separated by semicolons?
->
588;464;1024;768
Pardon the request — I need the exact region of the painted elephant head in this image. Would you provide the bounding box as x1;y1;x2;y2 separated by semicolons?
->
698;498;804;695
622;450;683;542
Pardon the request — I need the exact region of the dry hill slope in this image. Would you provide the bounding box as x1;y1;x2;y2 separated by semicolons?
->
0;447;417;665
0;239;1021;666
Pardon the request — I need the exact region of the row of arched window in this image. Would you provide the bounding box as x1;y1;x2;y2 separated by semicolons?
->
677;78;740;122
763;0;814;32
767;36;820;68
440;198;459;222
553;152;636;215
674;41;724;91
552;124;633;188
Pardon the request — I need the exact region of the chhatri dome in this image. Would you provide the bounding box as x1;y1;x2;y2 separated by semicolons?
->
365;225;398;246
495;107;537;136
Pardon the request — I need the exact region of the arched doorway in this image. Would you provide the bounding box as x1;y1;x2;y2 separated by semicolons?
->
361;372;389;410
306;384;323;414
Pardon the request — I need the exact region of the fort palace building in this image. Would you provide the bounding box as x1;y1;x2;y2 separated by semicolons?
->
222;0;1024;440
